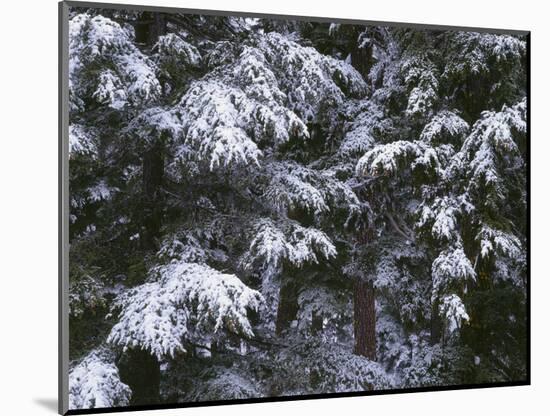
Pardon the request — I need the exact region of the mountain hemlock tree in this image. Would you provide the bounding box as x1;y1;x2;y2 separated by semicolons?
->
67;6;528;409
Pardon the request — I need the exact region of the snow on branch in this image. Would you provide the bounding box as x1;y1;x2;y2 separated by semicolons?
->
477;224;522;260
279;340;392;392
69;271;107;318
416;195;474;241
188;368;261;401
439;294;470;334
123;106;184;149
69;14;160;111
69;123;98;158
156;226;228;265
257;32;367;121
339;100;391;156
402;56;439;117
287;223;338;267
264;161;361;216
176;80;270;169
265;162;328;215
243;219;288;269
446;98;527;195
173;31;367;171
356;140;439;177
107;262;263;360
296;285;349;332
242;218;336;270
420;111;470;145
154;33;201;68
432;244;476;302
311;345;392;391
443;32;526;80
70;179;119;223
69;348;131;410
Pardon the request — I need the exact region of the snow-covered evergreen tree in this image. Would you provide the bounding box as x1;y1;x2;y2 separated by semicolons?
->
67;4;528;409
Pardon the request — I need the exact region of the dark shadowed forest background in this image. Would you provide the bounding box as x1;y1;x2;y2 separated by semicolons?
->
66;5;528;410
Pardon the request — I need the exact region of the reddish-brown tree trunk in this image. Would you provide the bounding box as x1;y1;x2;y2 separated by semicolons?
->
353;279;376;360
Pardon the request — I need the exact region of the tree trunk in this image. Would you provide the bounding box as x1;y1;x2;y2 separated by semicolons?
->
148;13;167;45
430;301;442;345
311;311;323;335
134;12;166;45
117;348;161;405
275;280;299;336
142;140;164;250
139;13;167;251
353;279;376;360
351;41;372;80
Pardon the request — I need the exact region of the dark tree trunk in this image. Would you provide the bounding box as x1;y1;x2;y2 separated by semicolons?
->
149;13;167;45
117;348;161;405
141;140;164;250
139;14;167;250
275;280;299;336
351;41;372;80
430;301;442;345
134;12;166;45
353;279;376;360
311;311;323;335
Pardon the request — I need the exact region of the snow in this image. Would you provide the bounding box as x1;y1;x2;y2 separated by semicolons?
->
443;32;526;79
243;218;336;270
107;262;263;360
356;140;439;176
155;33;202;67
447;98;527;196
243;219;288;268
402;56;439;117
172;31;366;172
176;80;265;169
263;161;360;217
265;162;329;215
69;273;106;318
188;368;261;401
92;70;128;110
276;340;392;393
88;180;117;202
69;13;160;111
420;111;469;145
416;195;474;241
477;225;522;259
339;100;387;156
296;286;348;333
66;12;528;404
432;245;476;302
123;106;184;148
257;32;367;120
287;223;338;266
439;294;470;334
69;123;98;157
156;227;229;265
69;348;131;409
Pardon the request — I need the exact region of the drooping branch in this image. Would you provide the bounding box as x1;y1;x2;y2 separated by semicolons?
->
385;212;415;242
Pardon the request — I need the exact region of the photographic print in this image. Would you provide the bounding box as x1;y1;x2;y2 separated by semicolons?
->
60;1;529;413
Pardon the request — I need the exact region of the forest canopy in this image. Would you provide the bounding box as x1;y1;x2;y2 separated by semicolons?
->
66;6;528;410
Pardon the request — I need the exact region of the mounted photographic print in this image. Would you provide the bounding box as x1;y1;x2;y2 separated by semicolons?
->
59;1;530;414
